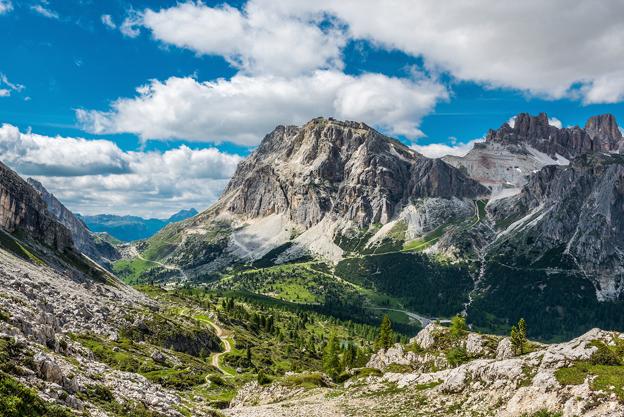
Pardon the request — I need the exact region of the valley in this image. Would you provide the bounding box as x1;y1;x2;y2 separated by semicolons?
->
2;113;624;416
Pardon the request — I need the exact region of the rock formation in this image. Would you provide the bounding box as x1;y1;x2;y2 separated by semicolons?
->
27;178;120;267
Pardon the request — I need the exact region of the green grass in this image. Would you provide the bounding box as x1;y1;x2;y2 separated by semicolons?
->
113;257;156;283
555;361;624;400
281;372;330;389
402;222;451;252
476;199;487;221
0;371;74;417
0;230;44;265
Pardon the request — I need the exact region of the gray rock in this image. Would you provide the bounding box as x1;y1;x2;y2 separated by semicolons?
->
151;350;166;363
411;323;444;350
28;178;120;267
465;333;485;356
496;337;514;360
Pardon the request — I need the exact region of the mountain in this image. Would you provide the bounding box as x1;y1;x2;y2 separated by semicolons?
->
79;208;198;241
122;114;624;340
27;178;120;268
128;118;486;285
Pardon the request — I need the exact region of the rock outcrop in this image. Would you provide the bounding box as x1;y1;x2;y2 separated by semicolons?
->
488;152;624;300
0;161;73;251
486;112;599;160
227;328;624;417
585;113;623;151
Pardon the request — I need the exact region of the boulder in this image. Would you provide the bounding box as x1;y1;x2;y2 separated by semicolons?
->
465;333;485;356
496;337;514;360
411;323;444;350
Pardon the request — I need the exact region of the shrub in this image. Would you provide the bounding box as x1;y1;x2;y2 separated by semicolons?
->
257;369;271;385
590;341;621;366
446;347;469;367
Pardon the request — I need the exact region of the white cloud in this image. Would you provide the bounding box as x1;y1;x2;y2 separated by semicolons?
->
0;123;130;176
0;124;242;217
548;117;562;129
411;139;482;159
140;1;346;76
0;74;24;98
0;0;12;15
30;4;59;19
77;71;448;145
140;0;624;104
120;11;141;38
101;14;116;29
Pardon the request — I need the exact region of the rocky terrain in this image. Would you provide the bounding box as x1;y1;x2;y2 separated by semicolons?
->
225;323;624;417
0;160;73;252
0;161;225;416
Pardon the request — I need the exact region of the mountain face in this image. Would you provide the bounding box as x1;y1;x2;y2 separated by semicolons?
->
27;178;120;268
0;161;73;252
79;208;198;241
444;112;622;200
218;118;485;227
585;113;623;151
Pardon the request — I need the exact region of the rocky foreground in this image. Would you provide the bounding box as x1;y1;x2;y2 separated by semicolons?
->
225;323;624;417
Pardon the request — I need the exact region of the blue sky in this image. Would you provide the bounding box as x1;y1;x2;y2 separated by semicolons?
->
1;0;624;216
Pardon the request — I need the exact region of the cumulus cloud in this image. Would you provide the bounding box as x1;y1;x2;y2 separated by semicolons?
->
0;124;242;217
411;138;482;159
138;0;624;103
76;71;447;145
30;4;59;19
0;0;12;15
141;2;346;76
101;14;116;29
0;89;9;97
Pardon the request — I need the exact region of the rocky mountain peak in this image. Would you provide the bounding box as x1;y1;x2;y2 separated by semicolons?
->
584;113;623;151
485;111;596;159
217;118;486;229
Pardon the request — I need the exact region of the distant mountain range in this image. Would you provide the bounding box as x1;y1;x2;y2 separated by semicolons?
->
77;209;198;242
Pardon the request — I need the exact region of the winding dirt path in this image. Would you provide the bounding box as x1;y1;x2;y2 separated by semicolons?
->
195;315;236;376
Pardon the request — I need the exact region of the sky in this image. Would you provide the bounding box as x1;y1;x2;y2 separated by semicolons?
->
1;0;624;217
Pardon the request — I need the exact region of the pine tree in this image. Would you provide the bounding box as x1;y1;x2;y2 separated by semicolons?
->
510;318;528;355
374;315;393;351
449;315;468;338
323;333;341;378
342;343;357;370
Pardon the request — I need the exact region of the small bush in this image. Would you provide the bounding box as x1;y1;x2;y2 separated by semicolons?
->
257;369;271;385
590;341;621;366
445;347;469;367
